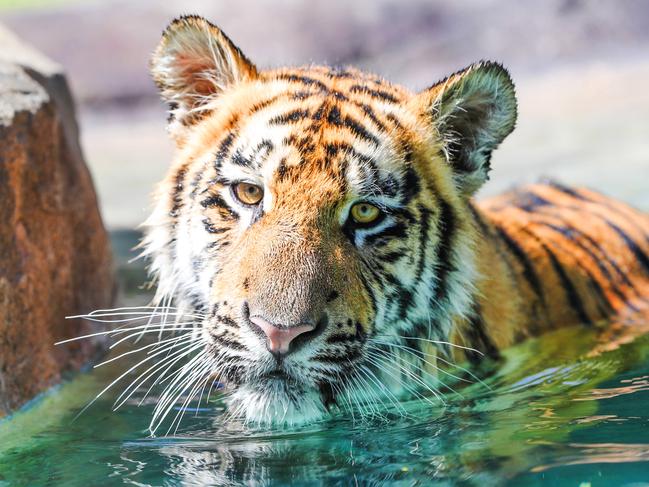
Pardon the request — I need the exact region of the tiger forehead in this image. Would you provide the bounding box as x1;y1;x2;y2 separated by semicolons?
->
196;66;418;200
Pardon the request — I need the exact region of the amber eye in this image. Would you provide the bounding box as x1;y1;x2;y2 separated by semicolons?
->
232;182;263;206
350;202;381;224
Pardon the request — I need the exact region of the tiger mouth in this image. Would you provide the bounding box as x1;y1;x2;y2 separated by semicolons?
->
258;368;292;382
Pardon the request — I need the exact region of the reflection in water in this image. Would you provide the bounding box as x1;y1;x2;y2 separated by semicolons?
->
1;308;649;485
530;442;649;473
574;375;649;401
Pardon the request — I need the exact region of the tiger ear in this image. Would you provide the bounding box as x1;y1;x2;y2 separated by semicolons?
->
150;15;258;140
415;61;517;196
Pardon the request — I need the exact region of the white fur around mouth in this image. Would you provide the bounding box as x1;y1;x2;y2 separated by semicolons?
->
226;382;328;426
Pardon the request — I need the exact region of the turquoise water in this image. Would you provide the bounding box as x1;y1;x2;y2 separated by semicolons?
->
1;310;649;486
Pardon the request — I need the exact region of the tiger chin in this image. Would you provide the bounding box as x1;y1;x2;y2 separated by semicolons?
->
141;15;649;427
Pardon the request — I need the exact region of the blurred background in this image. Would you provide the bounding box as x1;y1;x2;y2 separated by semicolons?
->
1;0;648;233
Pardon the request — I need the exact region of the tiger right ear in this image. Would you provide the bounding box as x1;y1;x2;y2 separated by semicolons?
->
150;15;258;140
413;62;517;196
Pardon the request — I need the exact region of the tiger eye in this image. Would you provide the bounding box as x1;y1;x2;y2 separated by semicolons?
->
350;202;381;224
232;182;264;205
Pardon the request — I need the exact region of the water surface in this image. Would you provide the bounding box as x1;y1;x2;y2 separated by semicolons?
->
1;308;649;486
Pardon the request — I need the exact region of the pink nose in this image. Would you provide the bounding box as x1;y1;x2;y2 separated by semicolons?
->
250;316;315;355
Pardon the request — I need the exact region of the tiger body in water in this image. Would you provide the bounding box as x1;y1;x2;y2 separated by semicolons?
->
138;15;649;427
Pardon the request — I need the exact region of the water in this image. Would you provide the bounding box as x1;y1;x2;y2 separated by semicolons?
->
1;311;649;486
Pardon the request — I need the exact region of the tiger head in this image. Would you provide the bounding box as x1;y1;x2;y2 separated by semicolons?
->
144;15;517;426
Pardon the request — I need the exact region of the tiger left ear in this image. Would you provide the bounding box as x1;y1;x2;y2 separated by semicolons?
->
150;15;258;141
415;61;517;196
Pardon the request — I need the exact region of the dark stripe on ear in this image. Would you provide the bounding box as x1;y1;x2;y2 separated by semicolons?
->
349;84;400;103
494;225;545;300
522;228;592;325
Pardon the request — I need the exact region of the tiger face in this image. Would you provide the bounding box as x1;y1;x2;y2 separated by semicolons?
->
144;15;517;425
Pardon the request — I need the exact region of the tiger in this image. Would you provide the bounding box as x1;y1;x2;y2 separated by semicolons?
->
141;15;649;427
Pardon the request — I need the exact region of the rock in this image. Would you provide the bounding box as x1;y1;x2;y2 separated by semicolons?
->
0;26;115;417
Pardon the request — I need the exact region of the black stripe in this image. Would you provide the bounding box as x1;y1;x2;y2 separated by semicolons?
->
201;193;239;220
464;306;501;365
353;101;387;132
323;142;376;166
313;349;362;363
549;181;649;243
247;94;282;115
324;67;354;79
325;106;380;146
514;190;553;212
276;73;328;92
539;222;636;311
414;205;432;282
210;331;245;351
326;334;355;345
362;222;407;247
358;272;377;317
494;225;545;300
434;198;456;302
349;84;399;103
341;115;380;146
379;250;406;264
544;233;613;317
468;203;490;236
530;199;643;297
215;132;236;169
215;315;239;328
547;180;593;202
202;218;229;234
231;149;251;166
269;109;311;125
523;229;591;325
606;220;649;274
400;164;420;206
169;164;189;218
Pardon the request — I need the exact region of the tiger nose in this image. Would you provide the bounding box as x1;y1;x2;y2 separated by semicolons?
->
249;315;316;356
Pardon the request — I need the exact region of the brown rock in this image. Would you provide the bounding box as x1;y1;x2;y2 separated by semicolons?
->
0;27;115;416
